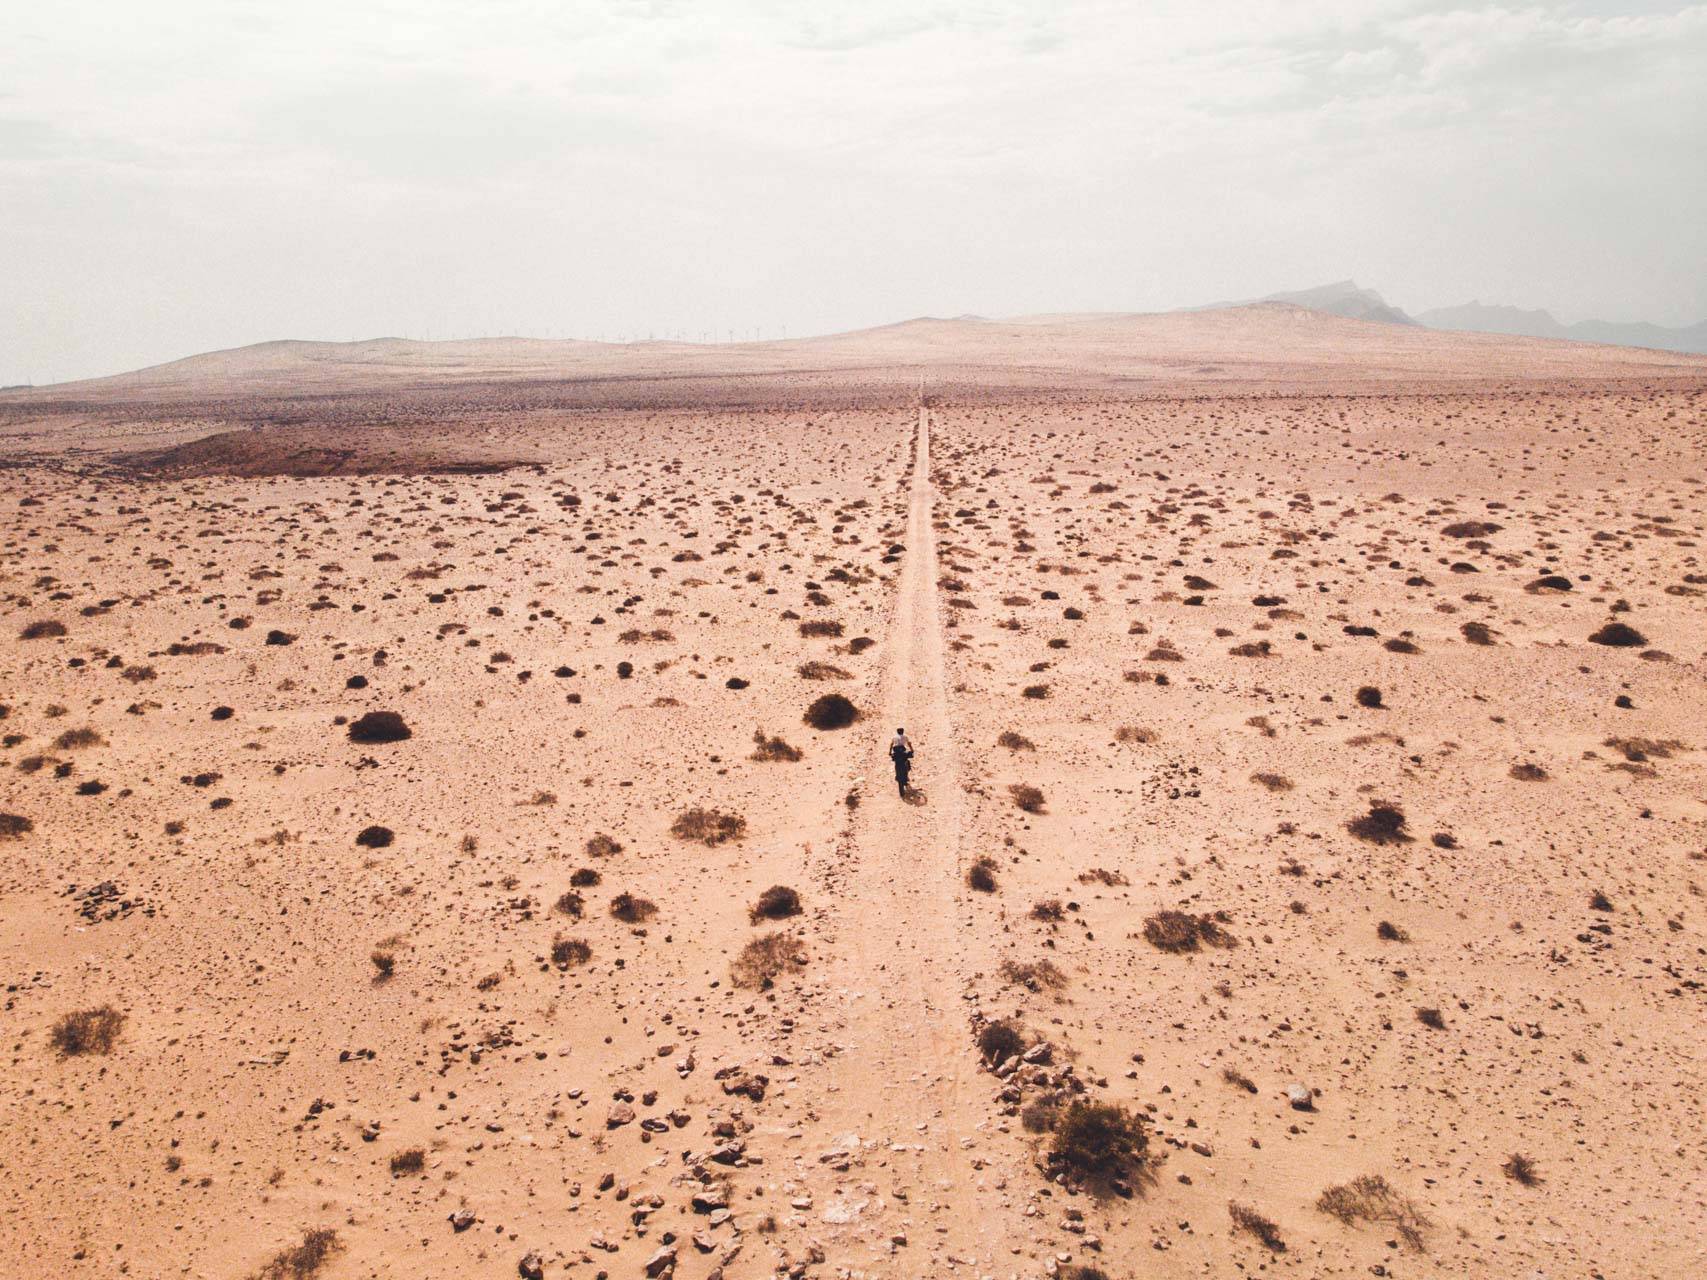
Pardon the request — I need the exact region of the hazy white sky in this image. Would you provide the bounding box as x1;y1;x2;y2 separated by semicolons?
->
4;0;1705;384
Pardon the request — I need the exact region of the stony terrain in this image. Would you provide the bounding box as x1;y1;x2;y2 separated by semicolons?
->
2;311;1704;1279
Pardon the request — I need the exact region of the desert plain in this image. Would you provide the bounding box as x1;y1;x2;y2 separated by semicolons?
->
1;305;1705;1279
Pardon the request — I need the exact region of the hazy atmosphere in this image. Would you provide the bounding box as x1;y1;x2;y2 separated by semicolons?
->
5;0;1706;385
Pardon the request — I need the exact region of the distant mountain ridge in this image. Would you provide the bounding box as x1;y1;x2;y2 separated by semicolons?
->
1413;300;1707;355
1205;280;1707;355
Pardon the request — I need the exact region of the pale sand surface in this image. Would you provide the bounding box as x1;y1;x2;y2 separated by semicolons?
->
2;309;1704;1278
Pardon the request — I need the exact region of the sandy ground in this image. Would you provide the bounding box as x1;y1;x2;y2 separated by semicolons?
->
2;311;1705;1279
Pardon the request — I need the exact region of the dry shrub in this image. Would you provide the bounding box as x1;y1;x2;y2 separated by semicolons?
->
732;932;805;989
1317;1174;1430;1251
1143;910;1236;953
749;885;802;922
370;950;395;979
20;619;67;640
553;890;583;917
968;857;998;892
0;813;33;840
1347;802;1411;845
53;727;104;750
569;867;601;887
1050;1100;1149;1179
609;893;656;923
1250;772;1292;792
1001;958;1067;991
1355;685;1383;708
1222;1066;1258;1093
671;808;746;846
1031;898;1064;922
803;693;859;730
997;730;1034;751
1021;684;1051;699
1509;762;1548;781
977;1018;1025;1064
1114;726;1156;744
1376;920;1410;942
1415;1006;1445;1030
585;833;623;857
750;730;803;762
1009;783;1046;813
356;825;393;848
347;711;411;743
551;936;592;968
1021;1098;1061;1133
798;619;844;638
51;1006;125;1056
1442;520;1501;538
1228;1202;1286;1252
1460;621;1496;646
1588;621;1646;647
1060;1267;1109;1280
389;1148;425;1176
251;1228;343;1280
798;661;850;680
1503;1153;1542;1186
1078;867;1127;886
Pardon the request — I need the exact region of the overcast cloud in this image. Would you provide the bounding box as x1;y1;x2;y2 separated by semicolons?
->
3;0;1705;384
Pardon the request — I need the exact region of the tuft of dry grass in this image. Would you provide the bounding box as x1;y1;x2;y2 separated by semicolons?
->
53;727;104;750
997;730;1035;751
798;660;851;680
20;619;67;640
585;832;622;857
731;932;805;989
1222;1066;1259;1094
1228;1202;1286;1252
1250;772;1292;791
251;1228;343;1280
1114;725;1156;744
1317;1174;1430;1251
51;1006;125;1056
1031;898;1064;922
1143;910;1237;953
670;808;747;846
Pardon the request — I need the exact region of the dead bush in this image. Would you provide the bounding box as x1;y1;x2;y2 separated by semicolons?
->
389;1148;426;1176
1031;898;1064;922
1588;621;1646;647
671;808;747;846
1021;684;1051;699
798;619;844;638
1222;1066;1259;1093
732;932;805;989
370;950;395;979
50;1006;125;1056
1250;772;1292;791
1229;1202;1286;1252
250;1228;343;1280
1078;867;1127;886
1509;762;1548;781
798;661;851;680
347;711;411;743
551;936;592;968
1001;958;1067;991
356;825;393;848
997;730;1035;751
1502;1153;1542;1186
1460;621;1496;646
749;885;802;923
1050;1100;1149;1180
0;813;34;840
1021;1098;1061;1132
1009;783;1046;813
968;857;998;892
609;893;656;923
54;727;104;750
1316;1174;1429;1251
553;890;584;917
1355;685;1384;708
1376;920;1410;942
750;730;803;762
1415;1006;1446;1030
1114;725;1156;744
1143;910;1236;953
803;693;859;730
1347;802;1411;845
20;619;67;640
977;1018;1025;1064
585;833;623;857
